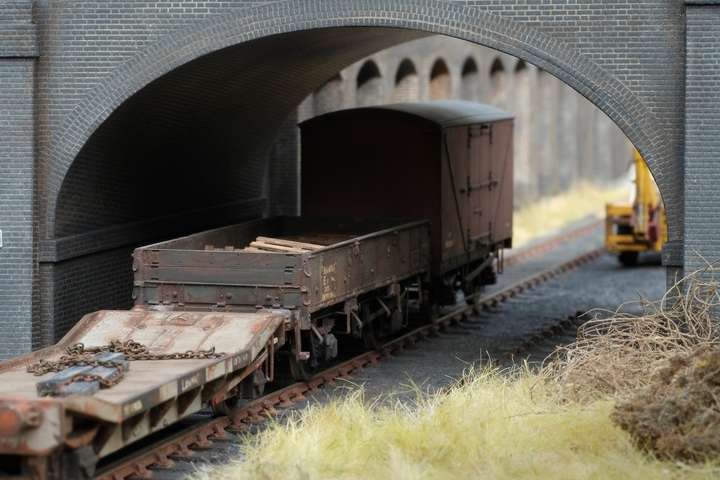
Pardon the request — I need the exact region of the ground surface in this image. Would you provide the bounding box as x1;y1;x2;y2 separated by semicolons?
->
152;223;667;479
306;223;665;402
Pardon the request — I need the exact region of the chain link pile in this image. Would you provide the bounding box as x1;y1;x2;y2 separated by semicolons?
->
27;340;225;393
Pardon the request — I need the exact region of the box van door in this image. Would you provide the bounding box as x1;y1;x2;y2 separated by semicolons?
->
467;121;514;250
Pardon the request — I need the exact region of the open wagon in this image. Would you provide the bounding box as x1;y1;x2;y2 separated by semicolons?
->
133;216;432;376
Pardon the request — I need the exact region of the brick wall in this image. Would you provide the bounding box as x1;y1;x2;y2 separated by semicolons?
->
38;2;683;238
0;1;37;358
684;2;720;274
0;0;693;356
0;58;35;357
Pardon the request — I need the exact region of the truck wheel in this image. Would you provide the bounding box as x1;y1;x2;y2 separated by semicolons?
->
362;318;381;350
618;251;639;266
212;396;242;417
24;443;98;480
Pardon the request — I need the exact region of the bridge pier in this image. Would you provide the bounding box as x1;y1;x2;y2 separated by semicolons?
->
0;19;38;358
684;2;720;276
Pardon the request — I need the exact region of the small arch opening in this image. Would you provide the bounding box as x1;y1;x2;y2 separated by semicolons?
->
429;58;451;100
512;59;532;204
489;57;508;107
490;57;506;78
393;58;419;102
356;60;384;106
462;57;479;76
460;57;480;101
515;60;528;73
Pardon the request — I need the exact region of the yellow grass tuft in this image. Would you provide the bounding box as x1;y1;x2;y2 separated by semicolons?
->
513;181;627;247
196;368;720;480
195;189;720;480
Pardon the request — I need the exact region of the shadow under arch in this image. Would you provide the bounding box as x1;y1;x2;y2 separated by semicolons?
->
395;58;418;84
47;0;673;241
462;57;479;76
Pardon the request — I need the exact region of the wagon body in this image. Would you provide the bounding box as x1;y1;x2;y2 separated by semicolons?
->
300;100;513;277
133;216;431;327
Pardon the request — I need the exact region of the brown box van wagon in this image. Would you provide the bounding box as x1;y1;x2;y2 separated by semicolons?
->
300;100;514;302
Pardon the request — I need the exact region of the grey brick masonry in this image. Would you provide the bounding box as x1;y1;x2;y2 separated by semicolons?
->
684;2;720;274
0;0;704;357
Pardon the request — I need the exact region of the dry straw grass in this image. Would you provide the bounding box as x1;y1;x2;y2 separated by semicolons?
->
197;266;720;479
612;346;720;462
543;265;720;403
196;368;720;480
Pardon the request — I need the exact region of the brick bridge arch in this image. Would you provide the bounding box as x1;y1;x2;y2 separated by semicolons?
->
47;0;676;242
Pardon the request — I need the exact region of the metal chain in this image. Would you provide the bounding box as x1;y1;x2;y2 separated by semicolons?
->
51;370;127;392
27;340;225;376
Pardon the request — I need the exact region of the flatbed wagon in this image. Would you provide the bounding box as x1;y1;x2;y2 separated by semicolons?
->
0;308;286;478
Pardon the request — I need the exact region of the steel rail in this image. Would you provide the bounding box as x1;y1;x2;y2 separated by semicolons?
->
95;240;604;480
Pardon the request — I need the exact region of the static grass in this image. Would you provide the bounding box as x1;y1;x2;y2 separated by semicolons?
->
513;181;627;247
196;368;720;480
196;181;698;479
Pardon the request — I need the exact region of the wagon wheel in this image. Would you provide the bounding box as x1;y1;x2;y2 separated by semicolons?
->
465;281;484;312
288;356;314;381
288;333;323;381
212;371;266;416
360;302;383;350
419;296;440;324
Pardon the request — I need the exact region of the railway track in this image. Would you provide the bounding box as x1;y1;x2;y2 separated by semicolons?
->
95;222;604;480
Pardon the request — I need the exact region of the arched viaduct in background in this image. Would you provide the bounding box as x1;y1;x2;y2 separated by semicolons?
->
296;37;632;205
0;0;714;359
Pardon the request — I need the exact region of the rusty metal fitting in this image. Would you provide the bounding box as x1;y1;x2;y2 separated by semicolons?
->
0;402;43;437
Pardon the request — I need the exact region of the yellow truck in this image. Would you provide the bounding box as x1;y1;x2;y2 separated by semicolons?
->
605;150;667;266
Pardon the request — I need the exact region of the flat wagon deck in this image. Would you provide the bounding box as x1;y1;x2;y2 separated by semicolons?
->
0;308;287;476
